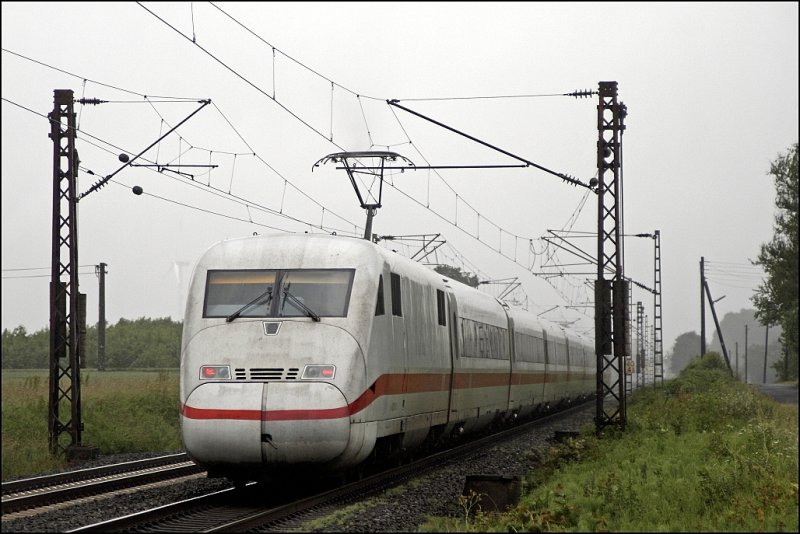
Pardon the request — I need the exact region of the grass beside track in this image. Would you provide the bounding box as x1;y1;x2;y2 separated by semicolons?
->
2;369;182;480
2;358;797;531
421;353;799;532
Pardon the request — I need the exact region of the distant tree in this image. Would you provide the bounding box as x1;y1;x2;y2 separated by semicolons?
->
751;142;798;381
667;331;702;377
1;317;182;369
103;317;182;368
433;265;479;288
0;326;48;368
708;308;783;381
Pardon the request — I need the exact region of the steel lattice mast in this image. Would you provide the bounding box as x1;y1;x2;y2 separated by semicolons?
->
49;89;83;455
595;81;628;432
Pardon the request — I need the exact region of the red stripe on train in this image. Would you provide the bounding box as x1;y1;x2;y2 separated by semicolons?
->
181;370;576;421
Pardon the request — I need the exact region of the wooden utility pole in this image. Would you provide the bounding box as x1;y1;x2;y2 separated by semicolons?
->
763;325;769;383
96;262;107;371
700;257;706;356
745;324;749;383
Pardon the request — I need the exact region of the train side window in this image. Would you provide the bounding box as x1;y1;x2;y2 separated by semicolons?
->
534;334;544;363
436;289;446;326
543;330;549;364
390;272;402;316
478;324;487;357
375;275;385;316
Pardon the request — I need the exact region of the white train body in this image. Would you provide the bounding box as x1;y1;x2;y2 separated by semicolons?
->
180;234;595;482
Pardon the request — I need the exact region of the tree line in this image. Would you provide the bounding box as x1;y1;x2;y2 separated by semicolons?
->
751;142;798;381
1;265;480;371
1;308;787;379
667;309;786;383
667;143;800;383
667;143;797;383
1;317;182;369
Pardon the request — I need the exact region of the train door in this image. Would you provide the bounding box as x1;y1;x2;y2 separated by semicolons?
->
445;289;458;423
542;329;551;403
504;313;514;414
565;335;572;399
389;271;408;400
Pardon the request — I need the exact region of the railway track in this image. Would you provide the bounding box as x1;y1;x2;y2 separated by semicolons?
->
70;401;593;532
2;452;205;517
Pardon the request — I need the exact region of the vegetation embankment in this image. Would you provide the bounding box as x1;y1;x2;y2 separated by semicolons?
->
422;352;799;532
1;370;182;480
2;353;797;531
2;317;182;369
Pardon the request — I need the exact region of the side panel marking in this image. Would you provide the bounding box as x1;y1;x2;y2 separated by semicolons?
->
182;370;581;421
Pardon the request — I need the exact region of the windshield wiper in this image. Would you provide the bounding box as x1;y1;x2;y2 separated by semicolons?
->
282;286;320;322
226;288;272;323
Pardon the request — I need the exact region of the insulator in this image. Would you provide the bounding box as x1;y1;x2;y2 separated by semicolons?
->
76;98;107;105
567;89;595;99
560;173;583;187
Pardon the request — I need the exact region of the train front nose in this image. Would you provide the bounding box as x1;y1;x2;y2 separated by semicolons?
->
182;381;351;471
260;381;352;465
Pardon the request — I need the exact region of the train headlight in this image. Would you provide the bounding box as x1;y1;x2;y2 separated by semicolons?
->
301;364;336;379
200;365;231;379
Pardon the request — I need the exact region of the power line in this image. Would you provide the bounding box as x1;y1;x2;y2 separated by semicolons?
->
136;4;598;275
3;84;362;236
6;12;601;322
703;259;765;291
207;4;596;104
391;93;583;102
3;271;97;280
2;265;96;272
137;1;341;146
139;4;597;264
1;48;204;101
208;2;382;102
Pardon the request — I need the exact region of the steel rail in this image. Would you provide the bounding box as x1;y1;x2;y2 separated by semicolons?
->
2;453;190;496
71;400;594;532
2;454;203;515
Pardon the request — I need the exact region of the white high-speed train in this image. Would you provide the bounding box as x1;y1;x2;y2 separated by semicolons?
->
179;233;595;484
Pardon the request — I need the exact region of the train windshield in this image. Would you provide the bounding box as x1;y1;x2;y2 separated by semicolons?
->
203;269;355;319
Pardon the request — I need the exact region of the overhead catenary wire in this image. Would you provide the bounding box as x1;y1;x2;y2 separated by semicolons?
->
138;4;598;275
207;2;384;102
3;271;98;280
7;7;603;326
1;47;365;234
137;2;344;146
5;77;592;316
3;93;362;237
150;4;597;256
2;48;205;102
2;265;97;272
390;92;587;102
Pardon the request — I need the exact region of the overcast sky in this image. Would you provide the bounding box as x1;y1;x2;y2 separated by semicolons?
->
2;2;798;364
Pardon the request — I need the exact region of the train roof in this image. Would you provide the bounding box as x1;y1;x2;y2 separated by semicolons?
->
191;233;592;343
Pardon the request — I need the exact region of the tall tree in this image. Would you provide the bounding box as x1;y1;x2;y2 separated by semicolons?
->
667;331;702;377
751;142;798;380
